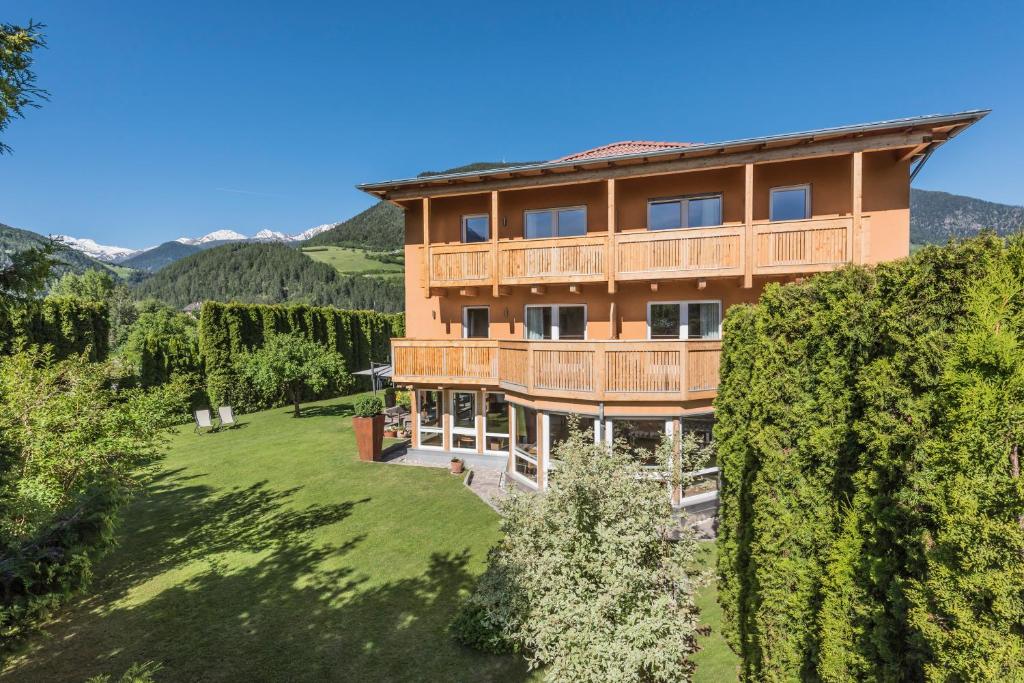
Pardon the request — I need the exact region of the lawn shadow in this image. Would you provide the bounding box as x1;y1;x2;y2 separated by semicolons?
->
297;403;356;419
2;465;528;683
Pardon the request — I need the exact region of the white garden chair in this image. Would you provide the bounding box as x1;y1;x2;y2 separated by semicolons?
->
194;409;214;434
218;406;236;428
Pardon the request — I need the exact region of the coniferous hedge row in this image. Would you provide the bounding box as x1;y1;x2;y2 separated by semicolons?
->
198;301;404;408
715;235;1024;681
0;297;109;360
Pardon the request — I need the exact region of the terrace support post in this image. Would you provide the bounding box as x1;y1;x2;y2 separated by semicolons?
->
422;197;431;298
490;191;500;297
607;178;617;294
672;417;682;506
536;409;546;489
743;163;754;288
609;301;618;340
851;152;863;264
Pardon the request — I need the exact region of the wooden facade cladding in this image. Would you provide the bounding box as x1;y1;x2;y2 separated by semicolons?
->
391;338;722;402
422;215;866;289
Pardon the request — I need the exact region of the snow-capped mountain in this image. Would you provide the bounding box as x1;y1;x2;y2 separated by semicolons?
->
53;235;139;263
175;229;249;245
253;229;292;241
295;223;336;240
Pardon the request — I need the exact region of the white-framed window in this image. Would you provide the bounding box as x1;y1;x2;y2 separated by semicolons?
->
646;301;722;340
544;412;601;485
769;184;811;221
462;214;489;243
605;418;673;468
648;194;723;230
524;206;587;239
450;391;477;451
524;304;587;340
680;413;719;502
462;306;490;339
484;392;510;454
511;404;540;487
417;390;444;449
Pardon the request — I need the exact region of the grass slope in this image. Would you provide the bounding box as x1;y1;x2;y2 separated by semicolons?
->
300;246;403;277
1;394;737;682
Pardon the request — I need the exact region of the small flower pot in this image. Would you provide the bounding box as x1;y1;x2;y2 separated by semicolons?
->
384;428;397;438
353;414;385;461
449;459;464;475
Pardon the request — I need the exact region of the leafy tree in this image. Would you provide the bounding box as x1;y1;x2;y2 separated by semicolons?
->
0;241;53;302
0;20;47;154
48;268;117;301
453;422;707;682
234;332;351;416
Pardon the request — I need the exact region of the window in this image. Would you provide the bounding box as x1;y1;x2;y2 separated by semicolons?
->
484;393;509;453
513;405;539;484
524;206;587;239
646;301;722;340
417;390;443;449
648;195;722;230
547;413;597;466
770;185;810;221
462;214;489;243
525;304;586;340
451;391;477;451
463;307;489;339
608;418;670;468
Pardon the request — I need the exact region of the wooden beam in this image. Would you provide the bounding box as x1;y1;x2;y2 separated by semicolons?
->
697;279;707;290
384;131;935;201
497;285;513;297
650;282;659;292
896;143;929;163
530;285;547;295
459;287;478;297
428;287;447;298
422;197;431;298
852;152;863;264
568;284;582;295
490;190;500;297
609;301;618;340
607;179;617;294
743;163;754;288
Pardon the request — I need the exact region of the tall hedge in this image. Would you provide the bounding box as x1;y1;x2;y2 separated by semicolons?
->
716;235;1024;682
0;297;109;361
198;301;404;407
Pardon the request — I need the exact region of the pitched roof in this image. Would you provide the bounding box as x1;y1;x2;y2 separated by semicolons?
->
554;140;696;162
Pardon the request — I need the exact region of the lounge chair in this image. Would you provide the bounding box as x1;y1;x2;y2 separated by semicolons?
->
194;409;214;433
218;405;236;428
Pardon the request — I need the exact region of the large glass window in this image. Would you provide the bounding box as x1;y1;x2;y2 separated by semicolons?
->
451;391;477;451
548;413;596;458
610;418;669;467
462;214;489;243
417;390;443;449
484;393;509;453
770;185;810;221
524;206;587;239
648;195;722;230
647;301;721;340
525;304;586;340
513;405;539;484
463;307;489;339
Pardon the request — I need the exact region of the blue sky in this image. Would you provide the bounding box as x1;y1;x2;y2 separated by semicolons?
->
1;0;1021;248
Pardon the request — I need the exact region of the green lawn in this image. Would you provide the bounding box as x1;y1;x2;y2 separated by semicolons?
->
1;393;737;682
300;246;404;277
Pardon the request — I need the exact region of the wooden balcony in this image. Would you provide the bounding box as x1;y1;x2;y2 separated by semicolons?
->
391;338;721;401
423;216;864;290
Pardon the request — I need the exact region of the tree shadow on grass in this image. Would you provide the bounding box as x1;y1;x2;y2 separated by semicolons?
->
2;466;529;682
296;403;355;419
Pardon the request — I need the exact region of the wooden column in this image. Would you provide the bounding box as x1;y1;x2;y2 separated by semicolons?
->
851;152;863;264
410;389;420;449
672;417;682;506
609;301;618;340
490;191;500;297
606;179;617;294
743;164;754;288
536;408;546;489
422;197;431;298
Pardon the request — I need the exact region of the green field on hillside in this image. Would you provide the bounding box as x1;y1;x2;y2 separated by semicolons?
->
300;246;403;277
1;393;736;682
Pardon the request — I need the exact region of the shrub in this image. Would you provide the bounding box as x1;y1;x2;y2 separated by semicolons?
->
395;389;411;410
353;395;384;418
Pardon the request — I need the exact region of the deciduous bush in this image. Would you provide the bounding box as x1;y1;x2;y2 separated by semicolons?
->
353;395;383;418
716;234;1024;681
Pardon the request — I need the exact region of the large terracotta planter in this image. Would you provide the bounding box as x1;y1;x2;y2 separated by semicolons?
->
354;414;385;461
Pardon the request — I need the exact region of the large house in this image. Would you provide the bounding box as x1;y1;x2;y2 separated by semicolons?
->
359;110;986;510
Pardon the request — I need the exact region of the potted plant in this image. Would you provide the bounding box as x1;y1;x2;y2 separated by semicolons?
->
353;395;385;462
384;386;396;409
384;425;397;438
449;457;464;475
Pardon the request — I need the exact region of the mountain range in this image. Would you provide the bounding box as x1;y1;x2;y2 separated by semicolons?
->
54;224;336;264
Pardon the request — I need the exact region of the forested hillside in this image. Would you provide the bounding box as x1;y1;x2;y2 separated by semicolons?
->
0;223;114;276
304;202;404;251
911;188;1024;244
120;240;201;272
133;242;403;311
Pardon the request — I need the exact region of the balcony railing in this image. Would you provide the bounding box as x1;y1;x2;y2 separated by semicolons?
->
391;338;722;401
423;216;863;289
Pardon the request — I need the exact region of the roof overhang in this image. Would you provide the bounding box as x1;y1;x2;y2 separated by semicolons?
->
358;109;988;202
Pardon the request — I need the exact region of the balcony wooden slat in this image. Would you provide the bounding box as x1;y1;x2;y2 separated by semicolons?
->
498;235;607;285
613;226;744;281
